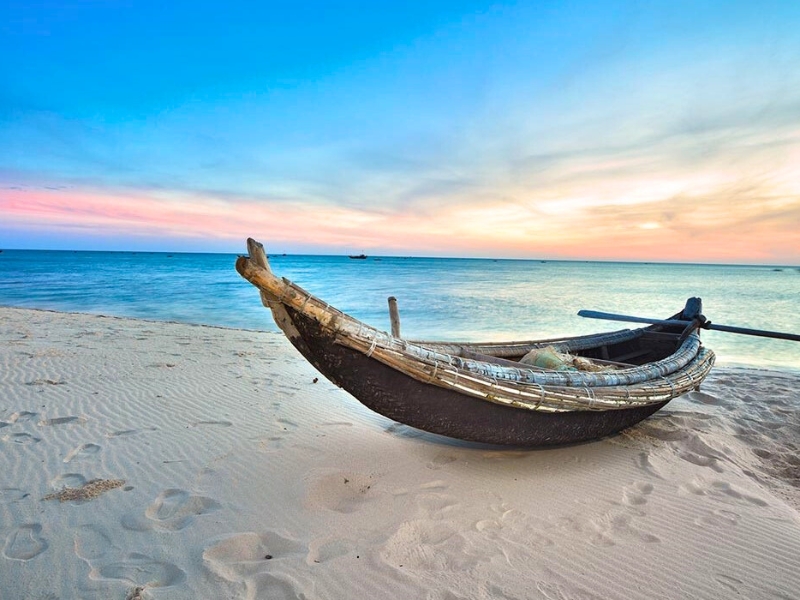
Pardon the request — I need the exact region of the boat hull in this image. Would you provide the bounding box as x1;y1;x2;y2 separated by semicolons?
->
284;307;670;446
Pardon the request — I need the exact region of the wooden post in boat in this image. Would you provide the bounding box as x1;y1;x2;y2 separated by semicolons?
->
388;296;401;338
246;238;277;307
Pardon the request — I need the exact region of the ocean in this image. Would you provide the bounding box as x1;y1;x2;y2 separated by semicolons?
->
1;249;798;372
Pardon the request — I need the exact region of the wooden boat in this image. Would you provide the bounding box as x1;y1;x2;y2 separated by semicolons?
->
236;239;716;446
348;254;368;260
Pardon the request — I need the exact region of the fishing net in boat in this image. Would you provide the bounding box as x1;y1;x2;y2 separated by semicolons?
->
520;347;615;372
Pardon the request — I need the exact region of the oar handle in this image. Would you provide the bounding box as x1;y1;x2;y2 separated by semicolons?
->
577;311;691;328
704;322;800;342
577;310;800;342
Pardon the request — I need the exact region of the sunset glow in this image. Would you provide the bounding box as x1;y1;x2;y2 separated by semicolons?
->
2;1;799;263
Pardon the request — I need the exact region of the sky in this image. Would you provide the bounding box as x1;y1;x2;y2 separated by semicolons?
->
2;1;799;263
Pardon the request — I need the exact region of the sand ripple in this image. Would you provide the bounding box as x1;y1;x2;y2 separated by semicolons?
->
0;307;798;599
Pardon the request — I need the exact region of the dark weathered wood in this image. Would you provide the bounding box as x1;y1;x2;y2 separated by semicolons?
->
285;308;670;446
246;237;268;267
680;297;703;320
387;296;401;338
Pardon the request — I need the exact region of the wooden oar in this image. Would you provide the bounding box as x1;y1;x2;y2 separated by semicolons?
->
577;310;800;342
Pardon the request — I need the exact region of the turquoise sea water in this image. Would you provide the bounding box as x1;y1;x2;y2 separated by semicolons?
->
1;249;798;371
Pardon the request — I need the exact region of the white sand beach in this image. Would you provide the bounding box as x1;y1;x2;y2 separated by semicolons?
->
1;306;798;599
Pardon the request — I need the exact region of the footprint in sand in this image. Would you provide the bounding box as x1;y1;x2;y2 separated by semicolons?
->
678;478;707;496
680;478;768;507
677;435;727;473
120;513;153;533
63;443;102;463
579;483;661;547
416;491;459;514
8;411;39;423
306;472;377;514
74;524;117;563
306;537;354;565
679;451;725;473
49;473;87;491
622;482;654;506
144;489;221;531
97;553;186;588
695;508;740;528
3;524;48;560
426;453;458;470
2;432;41;444
588;511;660;547
710;481;768;507
480;504;554;548
204;531;306;581
381;519;479;571
635;452;663;480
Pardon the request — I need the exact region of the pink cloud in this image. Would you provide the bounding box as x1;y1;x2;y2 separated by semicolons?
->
2;184;798;263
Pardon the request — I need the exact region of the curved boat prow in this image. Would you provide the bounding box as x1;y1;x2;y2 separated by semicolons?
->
237;240;323;359
237;238;278;307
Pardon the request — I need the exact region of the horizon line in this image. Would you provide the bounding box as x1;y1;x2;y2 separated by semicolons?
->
2;247;798;269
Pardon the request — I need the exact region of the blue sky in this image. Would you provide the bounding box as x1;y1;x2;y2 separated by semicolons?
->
2;1;799;262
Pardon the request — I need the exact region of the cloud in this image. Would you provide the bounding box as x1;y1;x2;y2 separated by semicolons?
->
4;161;797;263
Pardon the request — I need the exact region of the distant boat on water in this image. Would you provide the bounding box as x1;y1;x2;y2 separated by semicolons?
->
349;254;368;260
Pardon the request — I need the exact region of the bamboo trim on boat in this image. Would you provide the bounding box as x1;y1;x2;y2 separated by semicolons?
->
336;328;702;387
338;333;715;411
